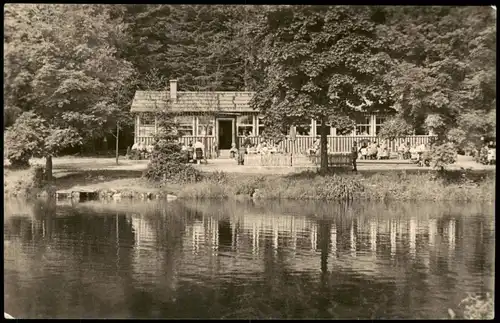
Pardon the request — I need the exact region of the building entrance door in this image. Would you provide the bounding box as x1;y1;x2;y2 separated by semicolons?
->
218;119;233;149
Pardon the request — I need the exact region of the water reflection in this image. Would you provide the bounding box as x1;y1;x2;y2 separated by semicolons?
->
4;199;495;319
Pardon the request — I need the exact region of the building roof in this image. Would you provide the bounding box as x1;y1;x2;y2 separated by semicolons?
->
130;91;256;113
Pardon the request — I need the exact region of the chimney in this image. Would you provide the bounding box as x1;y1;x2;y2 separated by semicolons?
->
169;79;178;100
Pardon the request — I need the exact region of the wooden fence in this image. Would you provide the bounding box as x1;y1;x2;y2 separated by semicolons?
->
136;135;434;159
237;135;434;154
243;153;352;167
136;136;217;158
310;153;352;167
244;154;315;167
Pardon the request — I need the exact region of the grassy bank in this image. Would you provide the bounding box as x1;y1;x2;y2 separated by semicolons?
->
176;170;495;201
5;166;495;202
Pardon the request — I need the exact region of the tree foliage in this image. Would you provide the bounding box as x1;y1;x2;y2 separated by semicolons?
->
378;117;413;141
4;4;135;148
4;4;495;170
121;5;250;91
249;5;395;170
5;112;82;168
381;6;496;146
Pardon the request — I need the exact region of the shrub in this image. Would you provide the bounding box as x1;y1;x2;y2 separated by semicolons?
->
144;138;201;184
4;111;82;173
4;112;47;168
449;293;494;319
430;142;457;170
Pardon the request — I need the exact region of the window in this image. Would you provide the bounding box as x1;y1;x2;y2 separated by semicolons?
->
355;116;371;136
315;121;333;136
138;113;155;136
296;123;312;136
141;113;155;126
197;116;214;136
375;116;386;135
175;116;194;136
237;115;254;136
258;116;265;136
138;127;155;137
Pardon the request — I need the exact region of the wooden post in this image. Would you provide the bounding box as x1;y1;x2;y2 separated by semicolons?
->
115;122;120;165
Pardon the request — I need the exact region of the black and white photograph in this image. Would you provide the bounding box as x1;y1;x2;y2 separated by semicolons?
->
3;4;495;319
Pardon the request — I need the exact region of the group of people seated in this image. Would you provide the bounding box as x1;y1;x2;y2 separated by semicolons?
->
477;140;496;165
180;140;205;164
231;138;282;158
306;138;433;165
358;141;390;160
225;135;283;165
129;140;154;160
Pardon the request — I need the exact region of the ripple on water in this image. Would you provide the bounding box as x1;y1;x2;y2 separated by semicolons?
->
3;199;495;319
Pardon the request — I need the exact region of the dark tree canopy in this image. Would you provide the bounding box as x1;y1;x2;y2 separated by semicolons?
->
4;4;495;170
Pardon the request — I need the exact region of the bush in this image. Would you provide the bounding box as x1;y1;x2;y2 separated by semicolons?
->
4;112;50;168
430;142;457;170
144;138;201;183
449;293;494;319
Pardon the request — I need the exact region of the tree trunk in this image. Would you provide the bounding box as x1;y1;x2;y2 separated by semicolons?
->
45;155;53;182
115;122;120;165
320;121;329;174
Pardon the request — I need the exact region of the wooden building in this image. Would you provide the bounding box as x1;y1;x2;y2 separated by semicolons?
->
130;80;433;157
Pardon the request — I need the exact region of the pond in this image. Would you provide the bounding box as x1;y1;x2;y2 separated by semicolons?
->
4;198;495;319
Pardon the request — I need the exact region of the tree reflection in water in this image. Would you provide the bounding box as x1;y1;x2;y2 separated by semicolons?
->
3;199;495;319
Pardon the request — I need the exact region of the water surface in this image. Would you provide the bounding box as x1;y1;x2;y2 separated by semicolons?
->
4;198;495;319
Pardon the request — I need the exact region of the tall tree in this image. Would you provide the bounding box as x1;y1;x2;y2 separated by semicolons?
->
121;5;249;91
250;5;394;172
380;6;496;148
4;4;135;177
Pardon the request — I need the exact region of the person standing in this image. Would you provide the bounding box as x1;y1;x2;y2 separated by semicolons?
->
351;141;358;172
397;141;406;160
404;141;411;160
242;132;252;150
360;143;368;160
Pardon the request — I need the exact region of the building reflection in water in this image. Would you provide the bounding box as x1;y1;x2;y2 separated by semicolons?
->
428;219;437;248
369;218;377;254
3;200;495;319
350;220;356;257
330;223;337;256
390;219;397;259
97;202;489;290
409;218;417;260
123;206;477;279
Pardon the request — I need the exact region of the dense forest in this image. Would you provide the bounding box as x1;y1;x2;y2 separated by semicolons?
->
4;5;496;164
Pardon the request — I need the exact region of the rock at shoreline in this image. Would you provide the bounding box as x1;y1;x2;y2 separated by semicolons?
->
252;189;262;199
112;193;122;201
166;194;178;201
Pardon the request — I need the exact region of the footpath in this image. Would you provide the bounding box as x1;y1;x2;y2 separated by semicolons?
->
4;155;495;177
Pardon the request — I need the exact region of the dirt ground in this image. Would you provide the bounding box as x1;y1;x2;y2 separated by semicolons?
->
4;154;495;176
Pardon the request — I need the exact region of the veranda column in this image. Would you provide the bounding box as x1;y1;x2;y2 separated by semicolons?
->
370;114;376;137
136;114;140;143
